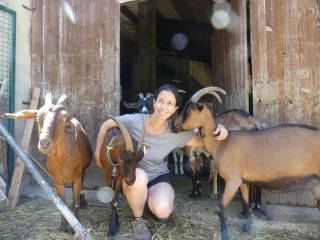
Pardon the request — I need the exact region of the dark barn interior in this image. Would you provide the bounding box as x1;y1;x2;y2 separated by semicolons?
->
119;0;226;115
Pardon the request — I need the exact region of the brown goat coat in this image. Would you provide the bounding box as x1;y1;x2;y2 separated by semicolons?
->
173;102;320;238
6;99;92;233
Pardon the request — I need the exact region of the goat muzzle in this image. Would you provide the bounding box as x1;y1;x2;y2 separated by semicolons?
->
38;138;53;152
125;176;136;186
171;122;181;133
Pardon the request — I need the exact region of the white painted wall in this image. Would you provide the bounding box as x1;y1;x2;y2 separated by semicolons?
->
0;0;32;144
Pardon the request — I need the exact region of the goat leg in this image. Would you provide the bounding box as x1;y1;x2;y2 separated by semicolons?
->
79;174;88;208
108;179;121;237
179;152;184;175
217;180;242;240
210;160;219;199
195;154;202;197
55;183;69;233
189;173;198;199
250;186;269;219
239;184;253;233
70;180;83;234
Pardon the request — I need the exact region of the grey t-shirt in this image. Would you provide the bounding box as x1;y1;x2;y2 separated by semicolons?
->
117;113;194;181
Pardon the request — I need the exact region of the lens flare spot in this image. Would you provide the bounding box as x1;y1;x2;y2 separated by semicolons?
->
171;33;188;51
96;187;115;203
211;10;230;29
63;0;76;24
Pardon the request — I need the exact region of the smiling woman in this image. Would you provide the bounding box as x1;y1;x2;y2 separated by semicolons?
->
94;84;228;240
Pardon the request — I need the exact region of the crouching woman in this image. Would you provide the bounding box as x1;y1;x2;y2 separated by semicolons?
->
95;84;228;240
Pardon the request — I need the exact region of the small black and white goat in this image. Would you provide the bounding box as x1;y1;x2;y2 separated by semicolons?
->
123;93;154;114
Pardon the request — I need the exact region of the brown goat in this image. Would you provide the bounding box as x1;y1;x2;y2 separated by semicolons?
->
177;110;266;201
100;115;146;237
172;86;320;240
6;94;92;233
211;109;266;212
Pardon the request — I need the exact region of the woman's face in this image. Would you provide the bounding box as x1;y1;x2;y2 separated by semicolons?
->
153;90;179;120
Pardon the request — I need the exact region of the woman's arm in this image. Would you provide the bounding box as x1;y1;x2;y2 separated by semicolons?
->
186;124;228;147
94;119;118;168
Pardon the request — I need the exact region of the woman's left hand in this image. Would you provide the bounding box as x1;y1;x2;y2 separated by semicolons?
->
213;124;228;141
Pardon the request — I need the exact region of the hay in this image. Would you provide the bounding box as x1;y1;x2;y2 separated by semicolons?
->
0;174;310;239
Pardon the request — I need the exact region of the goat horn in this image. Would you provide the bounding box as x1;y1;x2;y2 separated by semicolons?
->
45;93;52;106
146;93;154;99
137;114;145;150
137;93;144;99
190;87;226;103
107;115;133;152
56;95;67;106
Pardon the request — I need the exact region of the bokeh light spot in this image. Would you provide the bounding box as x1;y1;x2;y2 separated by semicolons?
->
171;33;188;51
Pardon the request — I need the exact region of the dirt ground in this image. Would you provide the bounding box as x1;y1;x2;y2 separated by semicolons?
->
1;167;320;240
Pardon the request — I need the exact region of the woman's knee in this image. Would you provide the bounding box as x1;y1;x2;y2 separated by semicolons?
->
148;183;174;218
123;168;148;193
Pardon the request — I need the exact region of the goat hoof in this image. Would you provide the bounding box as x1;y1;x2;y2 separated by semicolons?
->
210;193;219;199
238;210;247;219
252;207;270;220
59;227;68;233
242;224;251;233
108;226;120;238
188;193;196;199
80;200;88;209
221;230;230;240
70;227;75;235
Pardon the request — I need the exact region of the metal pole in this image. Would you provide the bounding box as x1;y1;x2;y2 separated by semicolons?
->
0;123;92;240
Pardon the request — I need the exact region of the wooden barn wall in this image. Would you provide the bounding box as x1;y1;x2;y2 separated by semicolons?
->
251;0;320;128
211;0;248;114
250;0;320;207
30;0;120;188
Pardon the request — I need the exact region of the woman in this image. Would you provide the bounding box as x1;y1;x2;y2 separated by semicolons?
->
95;84;228;240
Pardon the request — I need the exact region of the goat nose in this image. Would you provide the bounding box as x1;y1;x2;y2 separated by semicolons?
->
39;138;52;150
126;177;136;186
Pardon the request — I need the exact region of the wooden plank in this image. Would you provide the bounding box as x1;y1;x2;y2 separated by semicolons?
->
265;0;276;126
298;0;311;124
282;0;294;123
31;0;43;89
309;0;320;127
290;0;302;123
250;0;261;119
272;0;285;124
257;0;269;125
8;88;41;209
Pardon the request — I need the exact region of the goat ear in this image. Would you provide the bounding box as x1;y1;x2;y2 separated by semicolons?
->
6;110;38;119
123;101;139;109
195;103;204;111
66;117;84;139
137;149;144;162
120;150;134;162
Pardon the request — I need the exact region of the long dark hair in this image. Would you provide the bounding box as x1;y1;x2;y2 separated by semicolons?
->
153;84;182;107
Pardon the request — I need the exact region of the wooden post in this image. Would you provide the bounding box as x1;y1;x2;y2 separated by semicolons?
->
8;87;40;209
132;0;156;97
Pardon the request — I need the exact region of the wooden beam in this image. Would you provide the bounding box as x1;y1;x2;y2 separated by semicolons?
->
132;0;157;96
169;0;197;21
8;87;40;209
120;6;137;24
121;24;138;43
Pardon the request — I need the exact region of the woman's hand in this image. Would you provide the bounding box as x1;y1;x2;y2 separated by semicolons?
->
213;124;228;141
